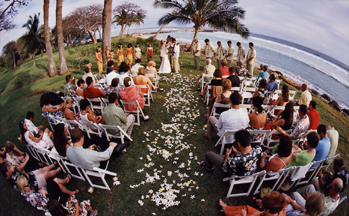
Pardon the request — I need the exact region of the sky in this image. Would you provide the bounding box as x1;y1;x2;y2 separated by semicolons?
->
0;0;348;64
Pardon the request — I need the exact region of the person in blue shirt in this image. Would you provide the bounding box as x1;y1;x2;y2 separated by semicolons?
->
312;124;331;168
257;65;270;80
267;74;278;91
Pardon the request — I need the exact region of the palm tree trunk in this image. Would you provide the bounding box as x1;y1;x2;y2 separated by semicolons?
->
134;24;139;34
153;24;166;41
44;0;57;77
127;25;130;35
56;0;68;75
33;52;36;67
102;0;112;70
13;51;16;69
187;27;200;51
119;25;126;39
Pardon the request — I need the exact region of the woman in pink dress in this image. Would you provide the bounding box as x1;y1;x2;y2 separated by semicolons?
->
119;77;145;111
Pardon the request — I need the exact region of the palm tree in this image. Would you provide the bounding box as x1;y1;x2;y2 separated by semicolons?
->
154;0;249;48
43;0;57;77
134;11;146;34
102;0;112;70
56;0;68;75
113;9;129;39
21;13;45;67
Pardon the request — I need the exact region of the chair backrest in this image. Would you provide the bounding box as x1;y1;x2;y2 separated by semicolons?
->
290;163;313;181
81;165;117;190
289;90;297;101
248;129;270;145
239;104;253;114
211;85;223;99
99;123;133;143
62;160;85;181
210;102;231;118
86;97;105;113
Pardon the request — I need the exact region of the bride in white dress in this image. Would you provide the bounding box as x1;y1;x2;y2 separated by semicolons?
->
158;40;171;74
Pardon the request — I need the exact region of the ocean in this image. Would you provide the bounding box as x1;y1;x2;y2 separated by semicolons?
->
130;28;349;109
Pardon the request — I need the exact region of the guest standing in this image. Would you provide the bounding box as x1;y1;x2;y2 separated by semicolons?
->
146;43;153;62
204;39;215;60
95;46;103;75
246;42;256;76
192;38;201;70
225;41;234;67
236;42;246;64
126;43;133;68
117;44;124;66
216;41;226;69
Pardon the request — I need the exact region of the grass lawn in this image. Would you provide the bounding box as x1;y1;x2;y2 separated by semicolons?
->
0;39;348;216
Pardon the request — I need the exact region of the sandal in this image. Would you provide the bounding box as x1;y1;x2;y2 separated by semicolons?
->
205;132;212;141
200;161;213;172
53;161;60;169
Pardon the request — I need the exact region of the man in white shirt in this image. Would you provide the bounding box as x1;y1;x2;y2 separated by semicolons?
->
204;38;215;60
82;67;95;87
193;38;201;70
216;41;226;69
296;83;312;106
225;41;234;67
130;59;144;77
106;69;118;86
205;92;249;142
170;38;180;74
246;42;256;75
236;42;246;64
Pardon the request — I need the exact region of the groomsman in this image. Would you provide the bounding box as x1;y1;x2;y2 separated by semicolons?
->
246;42;256;75
204;39;215;60
216;41;225;69
171;38;180;74
193;38;201;70
225;41;234;67
236;42;246;64
167;35;174;69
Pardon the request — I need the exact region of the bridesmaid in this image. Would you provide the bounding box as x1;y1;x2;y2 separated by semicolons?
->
134;43;141;60
147;43;153;62
126;43;133;68
117;44;124;66
95;46;103;75
105;45;111;61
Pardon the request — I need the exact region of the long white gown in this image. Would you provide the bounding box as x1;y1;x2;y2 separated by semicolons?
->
158;43;171;74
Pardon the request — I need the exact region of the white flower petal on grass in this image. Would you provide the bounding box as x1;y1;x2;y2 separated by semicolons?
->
138;200;144;206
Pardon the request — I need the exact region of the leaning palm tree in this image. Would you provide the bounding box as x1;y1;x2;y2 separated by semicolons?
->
43;0;57;77
134;11;146;34
154;0;249;47
56;0;68;75
21;13;45;67
113;9;128;39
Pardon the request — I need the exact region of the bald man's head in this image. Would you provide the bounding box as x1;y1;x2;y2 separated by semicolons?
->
330;178;343;194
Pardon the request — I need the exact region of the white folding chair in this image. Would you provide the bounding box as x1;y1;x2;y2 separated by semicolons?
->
86;97;105;114
35;147;52;165
47;151;70;174
42;114;55;132
223;170;266;198
136;84;153;107
215;130;237;155
283;163;313;191
24;143;40;162
201;74;213;92
295;158;327;187
210;102;231;118
265;129;292;147
205;85;211;105
119;100;146;126
63;160;85;181
81;161;117;190
239;104;253;114
230;87;240;93
248;129;270;146
338;196;347;205
289;90;297;101
78;119;103;139
99;124;133;143
241;89;254;104
253;166;294;195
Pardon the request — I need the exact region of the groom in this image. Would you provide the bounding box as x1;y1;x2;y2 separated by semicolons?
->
170;38;180;74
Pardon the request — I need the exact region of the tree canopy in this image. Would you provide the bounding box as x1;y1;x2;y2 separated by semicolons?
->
0;0;31;31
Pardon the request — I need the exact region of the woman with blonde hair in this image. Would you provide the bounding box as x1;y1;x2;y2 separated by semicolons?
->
134;43;141;60
145;60;158;82
105;45;111;61
147;43;153;62
119;77;146;112
95;47;103;75
62;97;80;121
134;67;158;93
126;43;133;68
117;44;124;66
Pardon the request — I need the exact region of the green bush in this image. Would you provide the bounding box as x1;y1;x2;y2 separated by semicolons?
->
13;70;46;90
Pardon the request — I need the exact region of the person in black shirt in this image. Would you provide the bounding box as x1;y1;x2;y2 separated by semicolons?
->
199;69;222;96
226;66;240;88
106;60;114;74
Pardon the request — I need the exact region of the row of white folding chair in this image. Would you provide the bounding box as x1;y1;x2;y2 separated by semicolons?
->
265;129;292;147
86;97;106;114
119;99;147;126
136;84;153;107
271;90;297;101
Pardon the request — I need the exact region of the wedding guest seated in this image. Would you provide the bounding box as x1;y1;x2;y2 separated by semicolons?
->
83;77;105;99
311;124;330;168
312;157;348;194
25;111;45;136
82;66;95;86
107;60;114;74
200;129;262;175
276;105;310;140
285;191;325;216
226;67;240;88
236;60;252;78
79;99;103;129
307;100;320;130
264;102;294;139
119;77;146;112
47;197;98;216
220;60;229;77
206;79;232;118
66;128;118;170
131;59;144;77
5;141;29;171
103;93;135;136
19;120;53;150
273;84;289;106
219;191;287;216
1;141;25;165
118;63;134;86
285;178;342;216
252;78;268;101
63;75;76;98
106;66;118;86
205;92;249;141
248;96;267;129
62;97;80;121
256;65;270;81
75;79;85;99
260;135;292;172
145;60;159;83
134;67;158;93
267;74;278;91
52;123;71;157
199;69;223;96
40;92;63;119
104;78;121;97
194;58;215;83
296;83;312;106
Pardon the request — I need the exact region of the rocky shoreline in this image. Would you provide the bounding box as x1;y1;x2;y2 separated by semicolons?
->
132;29;214;37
